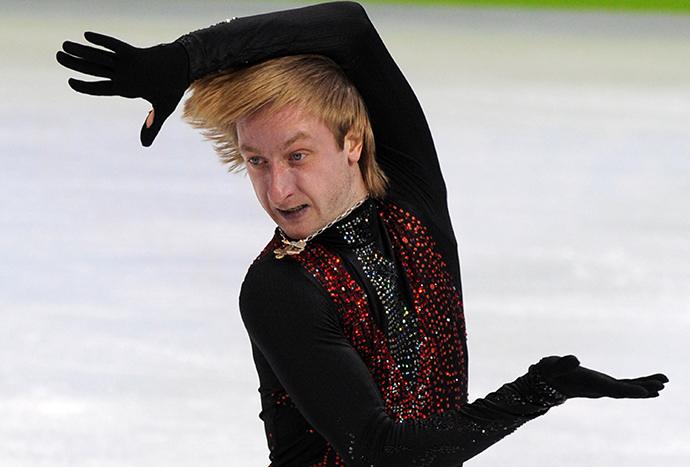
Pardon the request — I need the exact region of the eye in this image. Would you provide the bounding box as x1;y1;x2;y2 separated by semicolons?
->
247;156;261;166
291;153;304;161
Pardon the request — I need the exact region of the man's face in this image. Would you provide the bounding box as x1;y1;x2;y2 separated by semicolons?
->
237;105;368;240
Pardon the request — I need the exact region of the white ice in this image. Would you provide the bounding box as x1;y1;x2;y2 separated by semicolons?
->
1;1;689;466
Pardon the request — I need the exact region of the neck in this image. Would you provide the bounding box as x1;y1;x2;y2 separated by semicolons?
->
275;195;369;259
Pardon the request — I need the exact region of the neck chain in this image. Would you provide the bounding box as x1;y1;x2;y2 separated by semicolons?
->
274;196;369;259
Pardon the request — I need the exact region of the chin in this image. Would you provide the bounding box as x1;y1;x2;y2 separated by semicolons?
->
276;216;319;240
281;227;309;240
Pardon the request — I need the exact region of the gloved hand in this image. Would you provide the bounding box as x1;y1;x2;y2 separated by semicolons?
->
56;32;190;147
534;355;668;399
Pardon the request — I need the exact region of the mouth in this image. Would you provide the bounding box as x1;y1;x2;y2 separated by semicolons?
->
277;204;308;218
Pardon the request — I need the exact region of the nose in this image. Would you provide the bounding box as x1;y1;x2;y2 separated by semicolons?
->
267;163;294;205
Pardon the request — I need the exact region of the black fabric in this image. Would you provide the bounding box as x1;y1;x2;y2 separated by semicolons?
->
535;356;668;399
180;2;566;466
56;32;189;146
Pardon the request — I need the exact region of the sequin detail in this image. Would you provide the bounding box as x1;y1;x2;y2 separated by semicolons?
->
379;202;468;413
259;200;467;466
336;208;421;388
278;201;467;418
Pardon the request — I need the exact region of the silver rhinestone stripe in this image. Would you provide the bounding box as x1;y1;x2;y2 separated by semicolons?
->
336;213;421;385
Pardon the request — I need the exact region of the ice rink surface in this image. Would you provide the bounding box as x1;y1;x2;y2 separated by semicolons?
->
1;0;689;466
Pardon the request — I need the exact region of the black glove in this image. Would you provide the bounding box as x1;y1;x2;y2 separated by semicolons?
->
534;355;668;399
56;32;190;147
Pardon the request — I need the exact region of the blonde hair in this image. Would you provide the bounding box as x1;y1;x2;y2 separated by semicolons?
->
183;55;388;198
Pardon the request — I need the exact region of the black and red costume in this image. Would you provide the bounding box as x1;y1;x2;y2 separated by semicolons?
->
178;2;565;466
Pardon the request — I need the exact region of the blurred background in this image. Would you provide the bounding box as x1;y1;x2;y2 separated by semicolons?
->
1;1;689;466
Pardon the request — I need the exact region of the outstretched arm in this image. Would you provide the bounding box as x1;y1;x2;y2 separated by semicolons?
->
241;259;668;467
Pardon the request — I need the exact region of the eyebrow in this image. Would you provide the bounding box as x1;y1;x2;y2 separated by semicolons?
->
280;132;311;151
240;132;312;156
239;143;259;155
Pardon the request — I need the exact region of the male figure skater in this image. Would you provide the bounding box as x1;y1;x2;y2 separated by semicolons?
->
57;2;667;466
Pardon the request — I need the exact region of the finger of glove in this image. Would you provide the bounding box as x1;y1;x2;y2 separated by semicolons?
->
645;373;669;384
68;78;118;96
578;369;667;399
62;41;117;68
551;367;634;398
85;31;133;54
625;375;668;393
57;51;114;79
140;107;173;147
604;379;652;399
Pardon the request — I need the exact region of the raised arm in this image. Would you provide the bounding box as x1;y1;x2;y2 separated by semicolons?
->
57;2;453;241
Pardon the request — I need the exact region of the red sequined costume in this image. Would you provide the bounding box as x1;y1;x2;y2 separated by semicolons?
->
177;2;566;466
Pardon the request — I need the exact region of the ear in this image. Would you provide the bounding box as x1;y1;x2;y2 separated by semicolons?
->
344;131;363;165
